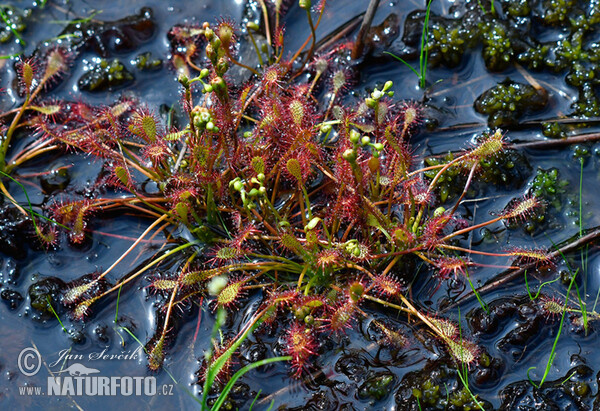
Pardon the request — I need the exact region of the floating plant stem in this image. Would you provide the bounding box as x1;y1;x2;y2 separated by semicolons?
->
101;213;169;278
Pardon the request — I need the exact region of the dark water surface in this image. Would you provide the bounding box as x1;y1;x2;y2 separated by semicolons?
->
1;0;600;409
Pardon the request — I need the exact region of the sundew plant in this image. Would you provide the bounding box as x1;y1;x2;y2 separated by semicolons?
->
3;0;600;408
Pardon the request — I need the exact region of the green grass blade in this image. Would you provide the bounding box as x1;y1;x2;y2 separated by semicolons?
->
46;296;68;333
249;389;262;411
420;0;434;88
114;285;123;323
0;170;70;231
524;270;560;301
202;313;266;409
537;270;578;387
0;7;25;46
383;51;421;78
465;267;489;314
211;356;291;411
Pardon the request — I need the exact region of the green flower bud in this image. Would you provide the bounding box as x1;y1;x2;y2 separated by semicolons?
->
211;76;227;93
218;24;233;48
342;148;356;161
299;0;311;9
233;180;244;192
177;73;189;87
365;97;377;109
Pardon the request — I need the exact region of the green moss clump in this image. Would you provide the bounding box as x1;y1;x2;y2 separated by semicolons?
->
427;21;468;67
529;167;568;211
358;372;395;401
572;83;600;117
425;148;531;203
132;52;163;70
78;58;134;92
28;277;65;315
474;80;548;127
542;122;568;139
449;387;484;409
542;0;575;26
0;5;31;43
412;379;442;407
518;44;549;70
480;21;514;71
502;0;531;17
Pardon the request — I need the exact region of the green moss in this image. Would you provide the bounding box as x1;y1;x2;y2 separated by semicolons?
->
542;0;575;26
417;0;600;132
419;379;442;406
78;58;134;92
542;122;568;139
427;21;468;67
28;277;65;315
449;387;482;409
474;80;548;127
0;6;31;44
480;21;514;71
358;372;395;401
425;148;531;203
502;0;531;17
529;167;568;211
572;83;600;117
133;52;163;71
518;44;549;70
572;144;591;159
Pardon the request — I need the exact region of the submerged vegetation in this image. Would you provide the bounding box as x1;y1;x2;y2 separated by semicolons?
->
3;0;600;408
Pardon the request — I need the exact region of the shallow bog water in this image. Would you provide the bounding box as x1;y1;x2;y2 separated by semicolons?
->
1;0;600;409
